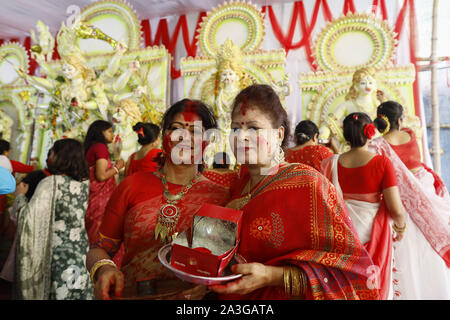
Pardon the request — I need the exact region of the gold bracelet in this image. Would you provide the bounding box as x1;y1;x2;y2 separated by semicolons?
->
290;267;302;296
393;223;406;234
283;266;307;297
89;259;117;284
283;266;291;295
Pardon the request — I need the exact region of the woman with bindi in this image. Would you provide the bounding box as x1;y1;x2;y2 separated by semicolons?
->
209;84;380;300
86;99;230;300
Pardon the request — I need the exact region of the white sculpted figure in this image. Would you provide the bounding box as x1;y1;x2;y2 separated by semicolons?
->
202;39;252;137
321;67;383;147
0;110;14;141
112;99;142;161
30;20;55;62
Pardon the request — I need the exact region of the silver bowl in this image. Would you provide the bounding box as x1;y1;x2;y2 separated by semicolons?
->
158;244;245;285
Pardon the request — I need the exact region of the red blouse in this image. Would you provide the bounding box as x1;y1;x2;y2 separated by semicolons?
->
286;145;334;172
338;155;397;195
388;128;422;170
85;143;110;167
125;149;161;177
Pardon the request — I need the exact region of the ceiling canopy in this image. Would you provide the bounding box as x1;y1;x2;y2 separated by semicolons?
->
0;0;294;39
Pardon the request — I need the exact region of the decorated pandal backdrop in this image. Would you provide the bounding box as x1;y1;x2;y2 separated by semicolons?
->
0;0;428;168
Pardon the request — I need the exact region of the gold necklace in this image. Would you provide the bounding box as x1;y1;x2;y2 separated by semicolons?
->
236;175;263;210
155;170;202;242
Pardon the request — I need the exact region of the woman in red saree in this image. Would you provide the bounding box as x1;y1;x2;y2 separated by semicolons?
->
210;85;380;300
124;122;161;177
321;112;406;300
371;101;450;299
285;120;336;172
84;120;125;248
86;99;230;300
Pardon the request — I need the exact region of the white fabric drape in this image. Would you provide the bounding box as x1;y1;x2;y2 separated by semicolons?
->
330;154;394;299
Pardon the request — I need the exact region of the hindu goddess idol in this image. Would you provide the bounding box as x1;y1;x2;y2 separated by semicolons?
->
321;67;384;148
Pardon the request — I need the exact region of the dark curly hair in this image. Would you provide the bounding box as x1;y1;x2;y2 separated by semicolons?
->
48;139;89;181
132;122;160;146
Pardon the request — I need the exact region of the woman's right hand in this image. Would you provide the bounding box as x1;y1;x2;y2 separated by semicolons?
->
94;265;125;300
393;232;404;242
114;159;125;171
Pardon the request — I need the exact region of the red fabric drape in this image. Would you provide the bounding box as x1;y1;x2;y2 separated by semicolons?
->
0;0;420;116
264;0;332;68
343;0;356;15
23;36;37;75
139;12;206;79
1;0;415;79
372;0;388;20
364;201;393;300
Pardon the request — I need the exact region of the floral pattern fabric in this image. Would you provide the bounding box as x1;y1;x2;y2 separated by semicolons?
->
15;175;93;300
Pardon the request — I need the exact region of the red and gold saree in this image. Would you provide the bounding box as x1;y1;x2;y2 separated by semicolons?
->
92;171;230;297
220;163;380;300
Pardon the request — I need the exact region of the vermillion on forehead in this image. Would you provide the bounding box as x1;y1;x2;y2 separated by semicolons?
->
235;99;257;117
181;102;201;122
240;99;247;116
171;111;202;127
232;103;259;120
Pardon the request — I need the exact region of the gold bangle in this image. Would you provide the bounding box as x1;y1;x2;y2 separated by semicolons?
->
283;266;307;297
89;259;117;284
283;266;291;295
290;268;301;296
393;223;406;234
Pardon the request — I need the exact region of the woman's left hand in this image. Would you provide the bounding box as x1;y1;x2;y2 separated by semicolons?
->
209;263;282;295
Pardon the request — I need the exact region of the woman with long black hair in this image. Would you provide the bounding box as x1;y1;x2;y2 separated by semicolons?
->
83;120;124;248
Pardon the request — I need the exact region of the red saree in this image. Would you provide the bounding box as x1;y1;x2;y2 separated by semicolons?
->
85;164;116;245
202;169;239;189
220;164;380;300
285;145;334;172
92;172;230;297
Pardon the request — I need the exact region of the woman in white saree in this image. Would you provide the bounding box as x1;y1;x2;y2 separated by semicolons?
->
322;112;406;300
370;101;450;300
